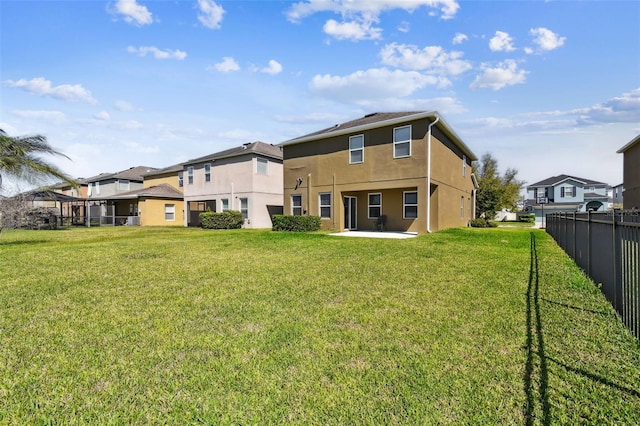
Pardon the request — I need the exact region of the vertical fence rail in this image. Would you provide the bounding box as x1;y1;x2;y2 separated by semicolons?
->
546;211;640;341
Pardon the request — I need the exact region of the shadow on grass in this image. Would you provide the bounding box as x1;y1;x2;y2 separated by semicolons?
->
0;239;51;246
540;298;616;318
524;232;551;426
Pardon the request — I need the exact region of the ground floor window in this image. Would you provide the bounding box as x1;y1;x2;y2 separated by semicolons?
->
240;198;248;219
221;198;229;212
404;191;418;219
291;194;302;215
165;204;175;221
319;192;331;219
368;193;382;218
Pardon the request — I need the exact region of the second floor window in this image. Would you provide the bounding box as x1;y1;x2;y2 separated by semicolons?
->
119;179;130;191
561;186;575;197
187;166;194;184
394;125;411;158
462;155;467;177
204;163;211;182
178;172;184;188
349;135;364;164
257;157;268;174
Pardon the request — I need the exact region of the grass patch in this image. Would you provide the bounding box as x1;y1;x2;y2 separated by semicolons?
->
0;227;638;424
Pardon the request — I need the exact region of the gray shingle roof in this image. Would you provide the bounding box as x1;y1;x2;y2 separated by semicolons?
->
183;141;282;165
102;183;183;200
528;174;608;187
84;166;159;183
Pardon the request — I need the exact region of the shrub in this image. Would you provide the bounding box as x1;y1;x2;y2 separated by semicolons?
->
518;213;536;223
272;215;321;232
469;218;498;228
200;211;244;229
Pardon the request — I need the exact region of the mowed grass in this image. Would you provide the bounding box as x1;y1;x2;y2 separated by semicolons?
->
0;227;638;425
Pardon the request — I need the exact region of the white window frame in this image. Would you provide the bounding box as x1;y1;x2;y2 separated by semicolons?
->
257;157;268;174
319;192;331;219
349;134;364;164
368;192;382;219
178;172;184;188
460;196;465;218
239;198;248;220
221;198;229;212
95;181;100;195
291;194;302;216
187;166;194;184
462;155;467;177
119;179;130;191
393;125;412;158
561;186;574;197
403;191;418;219
204;163;211;182
164;204;175;221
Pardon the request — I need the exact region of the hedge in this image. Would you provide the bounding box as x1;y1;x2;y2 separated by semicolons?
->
200;211;244;229
272;215;321;232
518;213;536;223
469;218;498;228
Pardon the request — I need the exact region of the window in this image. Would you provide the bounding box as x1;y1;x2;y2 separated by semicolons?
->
460;196;464;218
319;193;331;219
187;166;194;184
204;163;211;182
394;125;411;158
240;198;248;220
368;193;382;218
535;187;545;198
88;183;93;196
165;204;175;221
462;155;467;177
178;172;184;188
561;186;575;197
257;157;268;174
95;181;100;195
291;194;302;215
119;179;130;191
404;191;418;219
221;198;229;212
349;134;364;164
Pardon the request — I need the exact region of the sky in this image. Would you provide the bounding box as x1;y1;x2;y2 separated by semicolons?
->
1;0;639;194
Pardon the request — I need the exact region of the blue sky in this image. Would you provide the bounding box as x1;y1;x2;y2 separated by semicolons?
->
1;0;639;192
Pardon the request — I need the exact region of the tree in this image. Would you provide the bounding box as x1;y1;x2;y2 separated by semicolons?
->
473;153;524;220
0;129;76;191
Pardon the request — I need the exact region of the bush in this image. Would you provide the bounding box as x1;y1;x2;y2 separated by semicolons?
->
518;213;536;223
469;218;498;228
200;211;244;229
272;215;321;232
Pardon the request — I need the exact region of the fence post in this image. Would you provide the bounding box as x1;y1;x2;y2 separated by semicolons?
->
612;211;618;312
587;210;591;277
573;211;576;259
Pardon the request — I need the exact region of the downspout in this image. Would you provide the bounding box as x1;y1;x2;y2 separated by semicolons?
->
426;115;440;233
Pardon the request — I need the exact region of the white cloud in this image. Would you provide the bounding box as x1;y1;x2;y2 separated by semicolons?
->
212;57;240;72
197;0;225;29
260;60;283;75
11;110;67;124
527;27;566;53
287;1;460;41
127;46;187;60
452;32;468;44
4;77;97;104
94;111;111;121
489;31;515;52
379;42;472;75
217;129;263;141
470;60;527;90
309;68;441;103
323;18;382;41
398;21;410;33
111;0;153;26
114;100;134;111
357;96;467;114
121;140;159;153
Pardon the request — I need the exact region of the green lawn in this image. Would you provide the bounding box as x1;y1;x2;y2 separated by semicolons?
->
0;227;638;424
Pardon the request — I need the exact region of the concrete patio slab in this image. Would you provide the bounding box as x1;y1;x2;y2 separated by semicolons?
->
329;230;418;239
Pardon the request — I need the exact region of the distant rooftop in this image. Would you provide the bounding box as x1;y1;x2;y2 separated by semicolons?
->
183;141;282;165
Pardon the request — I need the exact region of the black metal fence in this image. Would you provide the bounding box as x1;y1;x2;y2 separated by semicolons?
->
546;211;640;340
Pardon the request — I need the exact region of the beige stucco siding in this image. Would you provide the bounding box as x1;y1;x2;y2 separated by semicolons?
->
623;142;640;209
283;118;475;233
138;198;185;226
144;174;182;191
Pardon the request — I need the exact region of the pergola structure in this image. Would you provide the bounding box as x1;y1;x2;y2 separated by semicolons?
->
24;190;87;227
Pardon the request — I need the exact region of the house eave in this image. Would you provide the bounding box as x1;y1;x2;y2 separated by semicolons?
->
279;111;477;161
617;133;640;153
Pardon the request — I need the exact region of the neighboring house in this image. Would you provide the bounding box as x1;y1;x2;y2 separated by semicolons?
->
182;141;283;228
611;183;624;208
617;134;640;209
524;174;610;223
279;111;478;234
84;166;158;224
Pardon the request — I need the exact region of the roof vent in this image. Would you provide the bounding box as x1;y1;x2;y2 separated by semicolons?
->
364;112;377;118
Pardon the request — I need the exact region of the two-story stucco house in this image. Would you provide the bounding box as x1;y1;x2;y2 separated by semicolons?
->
182;141;283;228
524;174;611;223
617;134;640;209
279;111;478;234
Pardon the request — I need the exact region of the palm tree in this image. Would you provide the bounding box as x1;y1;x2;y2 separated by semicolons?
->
0;129;77;190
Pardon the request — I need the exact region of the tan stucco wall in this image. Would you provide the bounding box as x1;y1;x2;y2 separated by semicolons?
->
144;173;182;191
139;198;185;226
622;142;640;209
283;118;474;233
